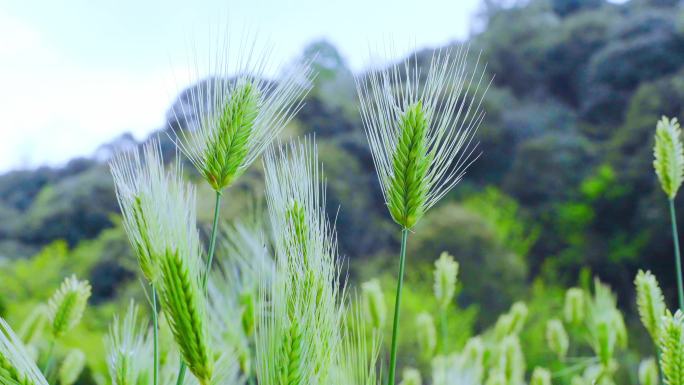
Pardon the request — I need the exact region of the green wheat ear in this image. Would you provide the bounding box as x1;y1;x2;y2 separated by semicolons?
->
47;275;91;339
639;357;659;385
202;80;260;190
530;367;552;385
546;318;568;360
388;101;432;228
415;312;436;358
0;317;48;385
360;279;387;330
654;116;684;200
399;367;422;385
635;270;666;342
58;349;86;385
18;305;48;346
433;251;458;310
659;310;684;385
564;287;585;325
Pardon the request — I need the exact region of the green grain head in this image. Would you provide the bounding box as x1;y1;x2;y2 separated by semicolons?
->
639;357;659;385
59;349;86;385
106;302;152;385
564;287;585;325
654;116;684;200
433;252;459;310
387;101;432;228
202;80;260;191
361;279;386;330
494;302;528;339
47;275;91;339
636;270;667;343
356;47;488;230
546;318;569;360
660;310;684;385
416;312;437;359
530;367;552;385
18;305;48;346
0;317;48;385
399;367;422;385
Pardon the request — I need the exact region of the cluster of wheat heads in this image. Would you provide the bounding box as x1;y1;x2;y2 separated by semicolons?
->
359;251;634;385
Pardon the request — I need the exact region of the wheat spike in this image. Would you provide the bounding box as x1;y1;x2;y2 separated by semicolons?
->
654;116;684;199
0;317;48;385
47;275;91;339
636;270;667;343
356;46;489;228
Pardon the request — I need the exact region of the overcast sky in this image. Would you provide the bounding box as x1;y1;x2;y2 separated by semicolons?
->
0;0;482;172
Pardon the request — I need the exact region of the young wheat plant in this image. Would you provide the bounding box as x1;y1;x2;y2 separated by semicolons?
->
356;46;488;384
256;139;344;385
110;140;216;385
653;116;684;310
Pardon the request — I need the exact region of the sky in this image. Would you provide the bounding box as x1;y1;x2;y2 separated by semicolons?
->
0;0;482;172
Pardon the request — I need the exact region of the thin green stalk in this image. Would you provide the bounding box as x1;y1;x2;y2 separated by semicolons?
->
153;286;159;385
175;190;222;385
202;191;222;291
669;199;684;310
387;228;409;385
43;339;56;377
175;365;187;385
440;309;447;354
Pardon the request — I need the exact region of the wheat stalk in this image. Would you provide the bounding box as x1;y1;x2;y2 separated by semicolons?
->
356;46;488;384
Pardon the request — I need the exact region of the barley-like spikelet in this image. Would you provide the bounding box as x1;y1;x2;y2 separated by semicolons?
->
173;36;314;192
462;336;485;368
639;357;659;385
654;116;684;199
434;252;459;310
356;46;488;228
636;270;667;342
399;368;422;385
660;310;684;385
47;275;91;339
564;288;585;325
494;302;528;339
257;139;344;385
496;335;525;385
109;139;185;284
432;350;484;385
588;278;626;365
0;317;48;385
59;349;86;385
106;302;152;385
545;319;568;360
530;367;552;385
18;305;48;346
416;312;437;358
361;279;386;330
110;140;214;385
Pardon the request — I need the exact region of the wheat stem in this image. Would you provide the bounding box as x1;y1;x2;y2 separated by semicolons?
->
175;364;187;385
670;199;684;310
152;286;159;385
43;339;55;378
388;228;409;385
203;191;222;291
